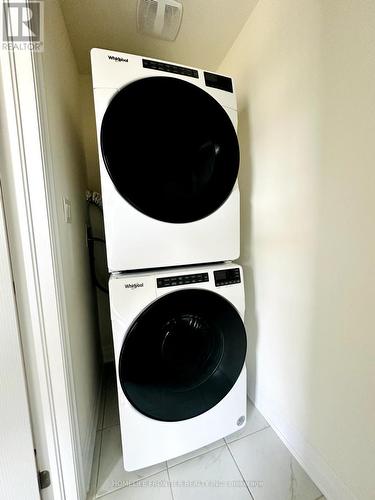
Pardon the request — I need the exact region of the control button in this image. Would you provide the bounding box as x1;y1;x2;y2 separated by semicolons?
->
158;272;209;288
142;59;199;79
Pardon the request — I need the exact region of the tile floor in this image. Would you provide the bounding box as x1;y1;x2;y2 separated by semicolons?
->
88;369;325;500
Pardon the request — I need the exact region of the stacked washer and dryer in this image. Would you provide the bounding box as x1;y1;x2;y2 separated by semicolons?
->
91;48;247;471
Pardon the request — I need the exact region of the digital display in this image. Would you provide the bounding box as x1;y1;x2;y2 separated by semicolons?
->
214;268;241;287
214;270;227;280
204;72;233;93
205;73;218;82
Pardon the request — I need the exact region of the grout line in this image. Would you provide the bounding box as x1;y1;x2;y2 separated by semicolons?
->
166;466;175;500
226;441;255;500
94;430;103;498
94;468;170;499
165;426;270;472
225;425;270;445
167;443;227;470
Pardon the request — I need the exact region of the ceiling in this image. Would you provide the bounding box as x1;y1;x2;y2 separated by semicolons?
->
59;0;258;74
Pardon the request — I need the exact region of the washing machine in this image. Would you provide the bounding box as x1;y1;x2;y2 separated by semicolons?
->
91;48;240;272
109;262;247;471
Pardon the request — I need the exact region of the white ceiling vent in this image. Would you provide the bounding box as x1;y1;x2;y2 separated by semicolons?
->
137;0;183;41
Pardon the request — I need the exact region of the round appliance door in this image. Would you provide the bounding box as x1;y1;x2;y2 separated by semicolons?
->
100;76;239;223
118;289;246;422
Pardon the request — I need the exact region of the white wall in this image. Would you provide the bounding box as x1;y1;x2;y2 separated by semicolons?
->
220;1;375;499
42;0;101;489
80;75;101;193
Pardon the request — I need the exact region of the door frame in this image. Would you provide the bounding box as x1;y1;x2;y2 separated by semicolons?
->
0;2;85;498
0;177;40;499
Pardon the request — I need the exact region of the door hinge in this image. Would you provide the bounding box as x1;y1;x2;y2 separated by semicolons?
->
38;470;51;490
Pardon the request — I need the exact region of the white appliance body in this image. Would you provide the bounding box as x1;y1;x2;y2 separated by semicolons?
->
91;48;240;272
109;263;247;470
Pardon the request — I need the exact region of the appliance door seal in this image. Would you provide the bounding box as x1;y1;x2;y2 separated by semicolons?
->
118;289;246;421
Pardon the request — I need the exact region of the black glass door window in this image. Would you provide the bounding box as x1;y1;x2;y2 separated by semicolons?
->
101;77;240;223
119;289;247;421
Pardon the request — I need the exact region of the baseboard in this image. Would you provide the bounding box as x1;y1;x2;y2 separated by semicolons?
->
82;371;103;495
250;390;357;500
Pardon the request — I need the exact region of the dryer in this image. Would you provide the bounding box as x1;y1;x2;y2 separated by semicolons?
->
109;263;247;471
91;48;240;272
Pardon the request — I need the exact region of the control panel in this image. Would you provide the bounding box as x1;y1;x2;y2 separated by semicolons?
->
157;272;209;288
204;72;233;93
143;59;199;78
214;268;241;287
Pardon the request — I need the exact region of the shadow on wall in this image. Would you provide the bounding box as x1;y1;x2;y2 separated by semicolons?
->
87;200;114;363
81;73;114;363
237;106;259;403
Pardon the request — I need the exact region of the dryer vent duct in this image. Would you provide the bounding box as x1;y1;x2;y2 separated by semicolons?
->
137;0;183;41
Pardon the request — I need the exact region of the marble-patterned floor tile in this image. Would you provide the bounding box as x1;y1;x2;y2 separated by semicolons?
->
96;425;166;497
167;438;225;468
96;470;173;500
229;427;322;500
168;444;252;500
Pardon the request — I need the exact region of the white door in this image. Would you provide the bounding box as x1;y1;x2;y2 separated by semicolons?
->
0;184;40;500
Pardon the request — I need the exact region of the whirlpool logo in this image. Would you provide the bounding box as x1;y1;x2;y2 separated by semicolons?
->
108;55;128;63
124;283;144;290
